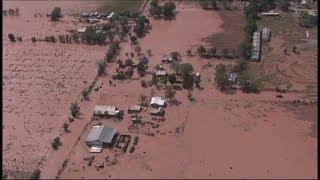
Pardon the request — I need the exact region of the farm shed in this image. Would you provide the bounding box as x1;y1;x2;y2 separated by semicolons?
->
94;105;121;116
261;27;271;42
156;70;167;76
150;96;166;107
85;126;118;147
149;107;164;116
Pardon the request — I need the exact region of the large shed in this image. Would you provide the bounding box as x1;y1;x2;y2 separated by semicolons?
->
261;27;271;42
150;96;166;107
85;126;118;147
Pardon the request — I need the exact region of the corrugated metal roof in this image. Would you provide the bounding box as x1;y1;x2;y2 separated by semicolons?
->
86;126;117;143
156;70;167;76
149;107;164;114
150;96;165;106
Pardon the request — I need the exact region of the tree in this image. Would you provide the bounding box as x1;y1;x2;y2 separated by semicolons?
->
51;7;62;21
69;102;79;118
182;74;194;89
222;0;232;10
8;33;15;42
232;59;248;73
146;49;152;57
165;86;176;102
171;61;180;75
292;45;298;53
130;36;137;44
221;49;229;58
238;39;252;60
207;47;217;57
162;1;176;18
97;61;106;77
170;51;181;61
136;62;145;76
244;18;257;36
16;37;22;42
197;45;206;56
210;0;218;10
125;58;133;66
200;1;210;9
14;8;19;16
141;80;147;87
134;45;142;55
167;74;177;85
139;94;148;106
31;37;37;42
239;78;261;93
279;0;290;12
186;49;192;56
214;63;229;90
179;63;194;76
82;88;90;100
30;169;41;179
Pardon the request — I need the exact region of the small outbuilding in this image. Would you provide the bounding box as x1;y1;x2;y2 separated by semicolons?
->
150;96;166;107
228;73;238;84
261;27;271;42
127;105;142;113
85;125;118;148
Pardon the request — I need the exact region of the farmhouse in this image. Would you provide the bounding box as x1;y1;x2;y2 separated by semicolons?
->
85;125;118;148
261;27;271;42
150;96;166;107
149;107;164;116
93;105;123;117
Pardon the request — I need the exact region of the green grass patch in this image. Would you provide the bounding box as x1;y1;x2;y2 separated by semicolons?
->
98;0;144;13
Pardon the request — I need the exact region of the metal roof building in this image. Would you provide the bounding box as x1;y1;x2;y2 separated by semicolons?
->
261;27;271;42
85;126;118;147
150;96;165;107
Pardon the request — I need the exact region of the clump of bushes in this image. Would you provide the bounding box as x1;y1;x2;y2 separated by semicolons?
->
44;36;56;43
82;26;106;45
149;0;176;19
141;80;148;88
97;61;106;77
199;0;218;10
133;15;150;37
299;11;318;28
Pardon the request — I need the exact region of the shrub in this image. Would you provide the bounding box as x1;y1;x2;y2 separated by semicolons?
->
130;36;137;44
97;61;106;76
279;0;290;12
82;88;90;100
141;80;147;87
200;1;210;9
162;1;176;18
125;58;133;66
136;62;145;76
179;63;194;76
51;7;62;21
232;59;248;73
30;169;41;179
31;37;36;42
165;86;176;101
197;45;206;55
239;79;261;93
221;49;229;58
170;51;181;61
207;47;217;57
16;36;22;42
182;74;193;89
214;63;230;89
167;74;176;85
8;33;15;42
210;0;218;10
292;46;298;53
186;49;192;56
69;102;80;117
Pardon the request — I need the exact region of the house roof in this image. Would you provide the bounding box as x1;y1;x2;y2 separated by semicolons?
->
149;107;164;114
150;96;165;106
86;125;117;143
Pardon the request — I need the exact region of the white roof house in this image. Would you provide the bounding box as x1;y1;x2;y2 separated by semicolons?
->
94;105;120;116
150;96;165;107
